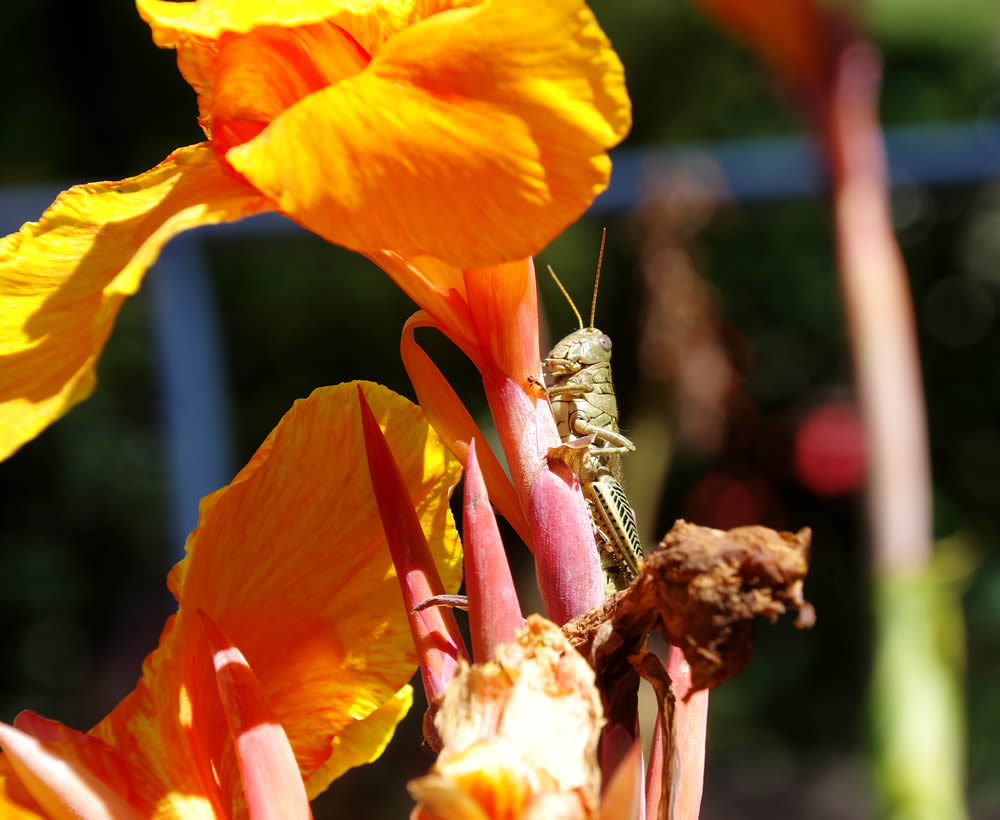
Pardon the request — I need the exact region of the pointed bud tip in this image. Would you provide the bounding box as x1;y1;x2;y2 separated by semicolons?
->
198;612;312;820
357;382;469;699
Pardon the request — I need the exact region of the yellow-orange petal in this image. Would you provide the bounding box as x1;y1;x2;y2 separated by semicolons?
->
136;0;467;132
136;0;455;59
228;0;631;266
207;21;371;159
0;142;271;461
89;382;462;811
304;684;412;793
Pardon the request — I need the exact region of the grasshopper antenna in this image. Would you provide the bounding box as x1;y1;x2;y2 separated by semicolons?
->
547;264;584;330
589;227;607;329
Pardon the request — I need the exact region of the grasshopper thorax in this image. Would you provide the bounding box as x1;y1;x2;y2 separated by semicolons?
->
546;326;613;368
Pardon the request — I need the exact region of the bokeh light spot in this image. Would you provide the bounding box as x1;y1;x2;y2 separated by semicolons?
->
794;402;867;497
684;472;783;530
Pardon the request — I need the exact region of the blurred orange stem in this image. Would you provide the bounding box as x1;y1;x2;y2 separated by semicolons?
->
823;41;932;571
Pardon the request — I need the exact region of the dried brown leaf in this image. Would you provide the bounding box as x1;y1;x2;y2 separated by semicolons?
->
564;520;815;697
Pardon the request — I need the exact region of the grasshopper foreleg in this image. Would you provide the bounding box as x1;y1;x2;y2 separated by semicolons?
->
544;382;587;397
572;421;636;453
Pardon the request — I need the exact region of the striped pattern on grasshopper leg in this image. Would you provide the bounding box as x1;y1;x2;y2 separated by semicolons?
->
585;460;644;596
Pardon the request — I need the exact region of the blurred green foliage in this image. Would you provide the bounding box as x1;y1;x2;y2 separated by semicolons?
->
1;0;999;817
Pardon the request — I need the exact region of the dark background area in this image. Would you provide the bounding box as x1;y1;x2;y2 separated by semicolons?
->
1;0;999;817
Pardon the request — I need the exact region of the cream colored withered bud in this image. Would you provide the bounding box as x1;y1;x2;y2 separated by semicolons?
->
409;615;605;820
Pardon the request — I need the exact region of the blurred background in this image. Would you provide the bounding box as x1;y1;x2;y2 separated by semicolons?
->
1;0;999;817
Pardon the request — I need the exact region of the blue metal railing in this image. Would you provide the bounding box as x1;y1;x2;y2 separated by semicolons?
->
3;119;998;554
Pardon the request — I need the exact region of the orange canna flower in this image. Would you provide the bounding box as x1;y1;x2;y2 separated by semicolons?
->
0;382;463;817
376;253;707;813
0;0;631;461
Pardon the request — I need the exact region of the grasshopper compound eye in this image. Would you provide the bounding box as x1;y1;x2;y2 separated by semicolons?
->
599;334;612;352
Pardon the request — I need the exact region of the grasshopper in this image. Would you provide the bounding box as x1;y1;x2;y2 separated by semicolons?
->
542;230;644;595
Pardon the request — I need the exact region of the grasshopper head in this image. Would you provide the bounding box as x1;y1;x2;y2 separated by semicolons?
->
549;326;613;366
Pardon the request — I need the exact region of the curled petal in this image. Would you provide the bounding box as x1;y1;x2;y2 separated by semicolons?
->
227;0;631;266
401;314;529;545
379;255;480;362
207;21;371;161
0;142;270;460
0;723;141;820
